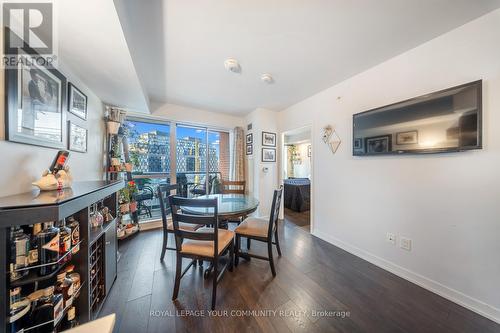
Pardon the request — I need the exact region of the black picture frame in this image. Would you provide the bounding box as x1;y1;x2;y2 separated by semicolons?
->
396;130;418;145
5;36;67;150
365;135;392;154
68;121;88;153
68;82;88;120
262;131;276;147
246;133;253;144
262;148;276;162
246;144;253;155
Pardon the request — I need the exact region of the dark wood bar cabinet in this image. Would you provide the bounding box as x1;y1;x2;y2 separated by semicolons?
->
0;180;124;332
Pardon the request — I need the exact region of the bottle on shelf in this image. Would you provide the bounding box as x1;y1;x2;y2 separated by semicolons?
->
67;217;80;254
28;223;42;266
38;222;60;276
30;286;64;331
58;221;72;263
61;306;79;330
10;226;30;282
64;265;81;298
55;272;74;308
8;287;31;333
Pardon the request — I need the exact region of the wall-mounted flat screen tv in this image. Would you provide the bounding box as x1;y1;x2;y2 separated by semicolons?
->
353;80;482;156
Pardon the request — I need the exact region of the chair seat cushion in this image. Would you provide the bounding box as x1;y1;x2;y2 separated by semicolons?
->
181;228;234;257
235;217;269;238
167;221;203;232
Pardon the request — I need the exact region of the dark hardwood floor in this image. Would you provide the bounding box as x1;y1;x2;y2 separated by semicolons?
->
284;208;310;231
99;221;500;333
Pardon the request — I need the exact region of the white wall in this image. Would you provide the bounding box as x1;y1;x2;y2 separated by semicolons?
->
151;103;245;130
279;9;500;323
0;60;106;197
245;108;280;215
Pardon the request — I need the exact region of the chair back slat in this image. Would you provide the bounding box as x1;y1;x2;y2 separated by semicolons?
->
169;195;219;255
221;180;246;195
171;213;215;226
158;184;179;232
267;186;284;238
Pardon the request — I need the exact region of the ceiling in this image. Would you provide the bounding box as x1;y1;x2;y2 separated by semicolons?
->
112;0;500;115
58;0;149;112
60;1;500;115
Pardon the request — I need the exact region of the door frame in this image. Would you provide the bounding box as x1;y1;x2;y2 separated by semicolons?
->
280;125;313;233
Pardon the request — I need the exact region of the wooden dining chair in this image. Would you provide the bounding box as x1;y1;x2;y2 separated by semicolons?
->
234;186;283;276
168;195;235;310
220;180;246;194
158;184;204;262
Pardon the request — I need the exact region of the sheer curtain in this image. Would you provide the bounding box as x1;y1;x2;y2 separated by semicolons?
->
231;126;245;183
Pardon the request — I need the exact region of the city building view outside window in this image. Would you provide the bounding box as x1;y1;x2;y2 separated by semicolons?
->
123;119;230;222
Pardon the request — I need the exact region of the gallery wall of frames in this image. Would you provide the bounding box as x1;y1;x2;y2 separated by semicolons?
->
5;46;89;153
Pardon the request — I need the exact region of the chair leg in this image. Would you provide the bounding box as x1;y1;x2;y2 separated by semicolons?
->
211;259;218;310
172;254;182;300
274;228;282;257
160;231;168;261
235;235;240;267
229;240;234;272
247;238;251;250
268;240;276;277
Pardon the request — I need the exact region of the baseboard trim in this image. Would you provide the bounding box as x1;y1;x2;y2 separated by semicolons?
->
139;219;163;231
312;229;500;324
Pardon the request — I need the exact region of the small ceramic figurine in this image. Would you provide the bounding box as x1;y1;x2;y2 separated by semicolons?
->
32;166;73;191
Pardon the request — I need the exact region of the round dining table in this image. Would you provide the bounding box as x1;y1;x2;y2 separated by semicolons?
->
182;193;259;223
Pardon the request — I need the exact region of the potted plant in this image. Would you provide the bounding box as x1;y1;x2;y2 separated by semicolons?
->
119;187;130;213
128;181;138;213
105;107;126;135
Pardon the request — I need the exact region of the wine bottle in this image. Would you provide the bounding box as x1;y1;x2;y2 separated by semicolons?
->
10;227;30;282
49;150;69;174
38;222;60;276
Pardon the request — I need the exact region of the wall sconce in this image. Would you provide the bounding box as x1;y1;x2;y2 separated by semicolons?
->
322;125;341;154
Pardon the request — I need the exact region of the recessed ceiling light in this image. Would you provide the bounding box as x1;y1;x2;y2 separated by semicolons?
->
224;58;241;74
261;73;274;84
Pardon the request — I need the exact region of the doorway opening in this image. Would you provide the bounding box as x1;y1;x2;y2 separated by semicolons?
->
282;126;312;232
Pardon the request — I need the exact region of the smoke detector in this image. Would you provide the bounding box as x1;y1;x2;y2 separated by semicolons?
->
224;58;241;74
261;73;274;84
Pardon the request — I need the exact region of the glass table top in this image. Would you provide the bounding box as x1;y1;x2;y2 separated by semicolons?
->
181;194;259;216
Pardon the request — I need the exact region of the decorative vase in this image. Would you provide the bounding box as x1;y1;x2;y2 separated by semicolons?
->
107;121;121;135
120;203;130;213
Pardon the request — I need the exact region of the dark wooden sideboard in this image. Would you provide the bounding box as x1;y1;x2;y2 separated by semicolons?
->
0;180;124;332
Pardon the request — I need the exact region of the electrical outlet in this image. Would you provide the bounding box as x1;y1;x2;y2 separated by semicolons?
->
400;237;412;251
386;233;396;245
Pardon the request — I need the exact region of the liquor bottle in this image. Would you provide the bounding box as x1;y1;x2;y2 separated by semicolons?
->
31;286;64;332
67;217;80;254
10;227;30;282
38;222;60;276
8;288;30;333
58;221;71;262
55;272;74;308
28;223;42;266
49;150;70;174
62;307;79;330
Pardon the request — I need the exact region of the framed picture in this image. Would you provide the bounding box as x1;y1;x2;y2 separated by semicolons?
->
68;83;88;120
308;145;311;157
262;131;276;147
246;133;253;144
396;131;418;145
246;144;253;155
365;135;392;154
68;122;88;153
5;47;67;149
262;148;276;162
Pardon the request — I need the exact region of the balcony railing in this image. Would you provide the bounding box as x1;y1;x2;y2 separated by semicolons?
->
130;171;223;222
